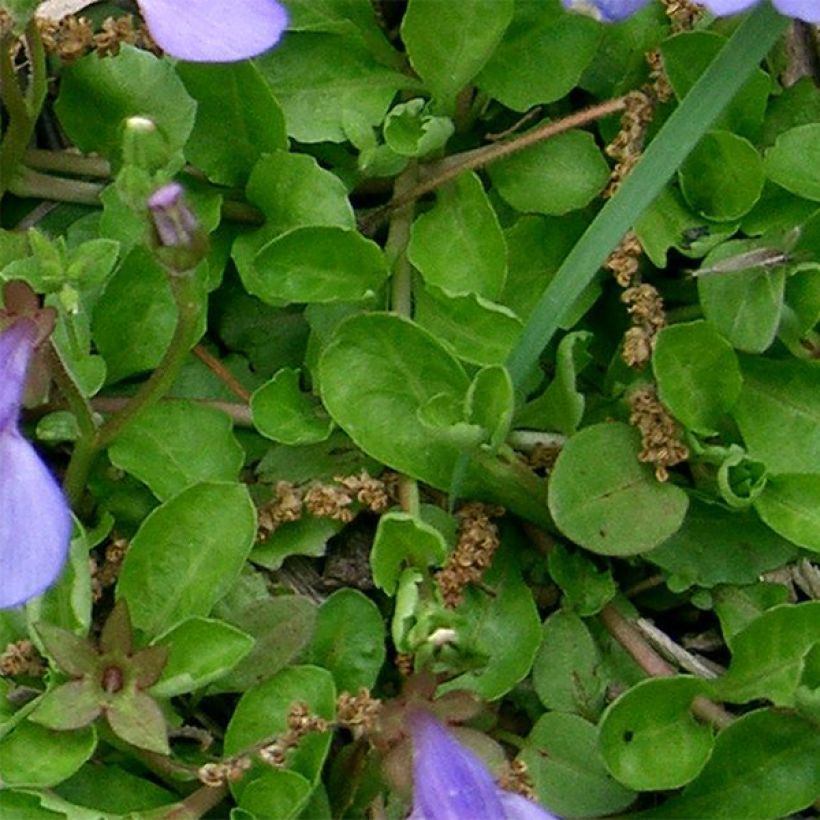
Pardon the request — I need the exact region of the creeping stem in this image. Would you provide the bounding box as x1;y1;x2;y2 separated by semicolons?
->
0;20;48;198
62;272;202;504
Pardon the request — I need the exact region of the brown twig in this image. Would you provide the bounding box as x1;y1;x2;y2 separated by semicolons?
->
192;344;252;402
161;784;229;820
90;396;253;426
599;604;734;730
359;97;628;234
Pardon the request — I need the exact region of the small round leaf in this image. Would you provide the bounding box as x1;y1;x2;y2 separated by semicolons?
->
548;423;688;555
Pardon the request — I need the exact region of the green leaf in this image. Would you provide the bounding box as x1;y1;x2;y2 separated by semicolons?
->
319;313;469;490
224;666;336;789
55;46;195;164
476;0;600;111
516;330;592;435
0;722;96;788
212;595;318;693
521;712;636;819
647;710;820;819
255;33;413;143
251;515;343;572
33;623;97;678
0;791;66;819
661;31;770;141
116;483;257;637
713;583;791;650
652;320;742;434
92;248;201;384
106;691;169;754
648;499;796;590
150;618;255;698
697;247;785;353
548;545;616;617
401;0;513;111
256;429;376;486
761;77;820;146
733;355;820;474
244;151;355;235
414;284;523;367
383;99;454;157
177;61;287;187
251;369;334;446
754;474;820;553
65;238;120;289
408;172;507;299
371;511;448;594
489;130;610;216
548;423;689;556
54;764;175;814
237;769;314;820
501;214;595;324
31;680;102;731
240;227;387;305
438;534;541;700
532;610;606;717
635;186;738;267
465;366;514;452
764;124;820;202
679;131;764;221
108;400;244;501
284;0;400;65
715;445;768;509
600;677;713;791
305;589;386;692
714;602;820;706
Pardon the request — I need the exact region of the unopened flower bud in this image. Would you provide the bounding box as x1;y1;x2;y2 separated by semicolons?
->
147;183;208;274
123;116;172;174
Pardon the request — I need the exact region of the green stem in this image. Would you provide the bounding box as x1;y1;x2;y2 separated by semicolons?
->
48;344;97;439
24;19;47;117
493;729;526;751
95;274;201;449
49;343;99;507
384;163;419;316
0;21;47;198
25;148;112;178
10;166;105;204
162;784;229;820
62;272;202;502
0;39;29;196
505;2;790;389
383;164;423;515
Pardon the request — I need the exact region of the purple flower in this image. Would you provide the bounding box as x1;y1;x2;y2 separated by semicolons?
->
147;183;199;249
147;182;209;272
700;0;819;21
562;0;819;22
0;320;71;609
408;710;557;820
137;0;289;63
562;0;653;22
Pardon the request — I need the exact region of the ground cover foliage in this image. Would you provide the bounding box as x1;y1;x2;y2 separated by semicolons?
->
0;0;819;817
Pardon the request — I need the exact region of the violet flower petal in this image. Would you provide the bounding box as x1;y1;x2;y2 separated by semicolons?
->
409;711;556;820
698;0;757;13
562;0;653;21
0;433;72;608
768;0;820;21
137;0;288;63
0;321;71;608
701;0;820;21
499;792;559;820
